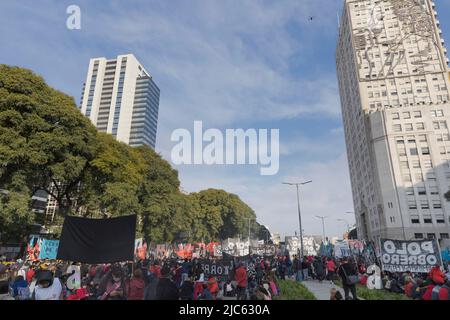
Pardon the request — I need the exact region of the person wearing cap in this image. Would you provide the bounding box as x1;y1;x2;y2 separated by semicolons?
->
33;270;63;300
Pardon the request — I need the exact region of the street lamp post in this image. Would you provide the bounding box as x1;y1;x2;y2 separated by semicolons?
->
282;180;312;258
315;216;328;243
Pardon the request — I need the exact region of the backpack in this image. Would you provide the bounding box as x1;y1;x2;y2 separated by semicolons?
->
16;286;30;300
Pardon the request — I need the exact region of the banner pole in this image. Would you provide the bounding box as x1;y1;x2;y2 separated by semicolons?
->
436;238;443;269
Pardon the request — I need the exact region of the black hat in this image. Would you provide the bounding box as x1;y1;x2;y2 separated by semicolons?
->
36;270;54;285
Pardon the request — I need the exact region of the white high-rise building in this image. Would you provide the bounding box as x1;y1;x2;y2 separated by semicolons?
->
80;54;160;148
337;0;450;243
44;54;160;224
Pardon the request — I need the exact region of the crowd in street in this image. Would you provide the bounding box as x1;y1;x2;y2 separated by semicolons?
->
0;256;282;300
1;253;449;300
275;254;450;300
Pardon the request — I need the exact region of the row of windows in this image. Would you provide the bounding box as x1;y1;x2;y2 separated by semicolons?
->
414;233;449;240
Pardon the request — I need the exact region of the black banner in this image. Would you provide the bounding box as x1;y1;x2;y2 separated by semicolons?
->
57;215;136;264
380;239;442;273
197;259;234;281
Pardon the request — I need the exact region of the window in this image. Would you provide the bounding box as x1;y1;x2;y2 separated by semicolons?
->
393;124;402;132
417;187;426;195
408;200;417;209
429;186;438;195
418;135;427;142
427;233;435;239
406;187;414;195
416;122;425;130
400;161;409;169
392;112;400;120
433;201;442;209
403;174;412;182
405;123;413;131
423;160;433;168
426;172;436;181
414;233;423;239
414;111;422;118
410;148;418;156
424;218;433;224
437;110;444;117
440;233;449;239
396;138;405;144
411;219;420;224
403;112;411;119
421;200;429;209
421;147;430;155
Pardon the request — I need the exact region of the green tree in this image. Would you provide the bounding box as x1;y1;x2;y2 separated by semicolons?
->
0;65;98;216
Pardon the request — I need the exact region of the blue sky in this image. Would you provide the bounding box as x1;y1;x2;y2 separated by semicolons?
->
1;0;450;239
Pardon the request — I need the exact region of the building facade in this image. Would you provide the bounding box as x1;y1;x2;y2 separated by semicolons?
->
337;0;450;243
43;54;160;224
79;54;160;148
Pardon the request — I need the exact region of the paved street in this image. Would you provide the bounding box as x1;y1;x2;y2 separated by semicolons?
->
301;280;346;300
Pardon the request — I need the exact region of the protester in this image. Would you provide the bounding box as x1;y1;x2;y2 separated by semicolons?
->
155;265;179;300
330;287;343;300
235;262;248;300
301;256;309;281
126;268;145;300
98;264;127;300
337;257;358;300
10;275;29;300
179;275;194;300
34;270;63;300
326;258;335;284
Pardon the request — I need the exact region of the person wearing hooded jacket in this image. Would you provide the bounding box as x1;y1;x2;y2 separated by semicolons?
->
155;265;179;300
126;268;145;300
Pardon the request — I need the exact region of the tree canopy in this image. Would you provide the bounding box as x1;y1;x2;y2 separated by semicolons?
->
0;65;264;244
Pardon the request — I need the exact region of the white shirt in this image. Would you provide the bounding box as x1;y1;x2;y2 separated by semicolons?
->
34;278;62;300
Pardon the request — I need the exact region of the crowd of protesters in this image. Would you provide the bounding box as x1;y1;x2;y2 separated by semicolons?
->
1;253;449;300
0;255;283;301
276;253;450;300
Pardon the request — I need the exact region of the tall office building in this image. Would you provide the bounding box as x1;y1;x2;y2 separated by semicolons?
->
337;0;450;243
80;54;160;148
43;54;160;225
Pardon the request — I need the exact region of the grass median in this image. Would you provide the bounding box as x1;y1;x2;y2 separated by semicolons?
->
273;280;317;300
334;279;411;300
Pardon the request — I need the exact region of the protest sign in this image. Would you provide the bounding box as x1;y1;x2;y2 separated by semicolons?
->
39;239;59;260
197;259;233;281
285;236;300;257
440;239;450;263
348;240;364;255
303;236;321;256
334;241;351;258
222;238;250;257
380;239;442;272
366;264;382;290
66;265;81;290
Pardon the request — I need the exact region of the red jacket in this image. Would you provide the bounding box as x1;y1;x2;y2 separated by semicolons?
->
235;266;247;288
327;260;335;272
429;267;445;285
404;282;414;297
127;278;145;300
